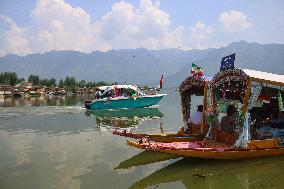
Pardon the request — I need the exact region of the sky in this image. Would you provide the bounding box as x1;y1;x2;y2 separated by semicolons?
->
0;0;284;56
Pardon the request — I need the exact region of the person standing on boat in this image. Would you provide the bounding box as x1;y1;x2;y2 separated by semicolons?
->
159;75;164;89
95;88;102;99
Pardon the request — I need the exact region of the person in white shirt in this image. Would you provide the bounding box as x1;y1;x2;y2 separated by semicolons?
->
187;105;203;124
181;105;203;134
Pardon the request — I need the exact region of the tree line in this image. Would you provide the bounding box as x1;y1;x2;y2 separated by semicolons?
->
0;72;110;91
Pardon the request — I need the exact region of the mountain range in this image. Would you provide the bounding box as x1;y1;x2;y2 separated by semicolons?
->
1;41;284;87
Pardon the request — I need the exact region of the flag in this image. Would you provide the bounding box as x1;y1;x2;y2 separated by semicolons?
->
159;75;164;89
191;63;203;76
220;53;235;71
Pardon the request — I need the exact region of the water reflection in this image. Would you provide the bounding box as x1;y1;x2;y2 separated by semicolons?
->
115;150;180;170
0;113;95;136
0;95;91;135
85;108;163;129
129;156;284;189
1;91;284;189
0;95;93;107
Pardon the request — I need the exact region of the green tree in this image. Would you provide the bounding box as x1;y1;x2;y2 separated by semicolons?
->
64;76;77;92
96;81;109;87
28;74;40;86
49;78;56;87
58;79;64;88
78;80;86;88
85;81;93;88
9;72;18;86
0;72;19;86
40;79;49;87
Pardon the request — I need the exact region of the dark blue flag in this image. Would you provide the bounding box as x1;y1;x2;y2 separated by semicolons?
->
220;53;235;71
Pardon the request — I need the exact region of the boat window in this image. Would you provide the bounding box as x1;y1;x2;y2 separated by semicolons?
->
249;88;284;141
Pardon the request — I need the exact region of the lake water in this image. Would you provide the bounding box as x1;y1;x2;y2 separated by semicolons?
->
0;91;284;189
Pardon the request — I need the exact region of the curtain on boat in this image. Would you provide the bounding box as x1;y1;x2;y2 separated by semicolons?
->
235;81;262;148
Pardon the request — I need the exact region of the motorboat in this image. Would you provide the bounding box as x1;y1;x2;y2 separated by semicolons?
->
85;85;166;110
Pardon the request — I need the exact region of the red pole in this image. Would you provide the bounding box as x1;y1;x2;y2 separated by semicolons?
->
160;75;164;89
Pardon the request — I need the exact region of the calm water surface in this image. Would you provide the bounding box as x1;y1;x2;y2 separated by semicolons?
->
0;91;284;189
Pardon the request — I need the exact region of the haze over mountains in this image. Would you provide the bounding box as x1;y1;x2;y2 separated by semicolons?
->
0;41;284;87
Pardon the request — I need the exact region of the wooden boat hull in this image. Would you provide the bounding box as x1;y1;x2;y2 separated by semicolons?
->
113;130;203;142
127;140;284;159
146;134;203;142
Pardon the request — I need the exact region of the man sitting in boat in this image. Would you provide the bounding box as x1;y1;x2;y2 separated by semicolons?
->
183;105;203;134
221;105;237;133
216;104;238;145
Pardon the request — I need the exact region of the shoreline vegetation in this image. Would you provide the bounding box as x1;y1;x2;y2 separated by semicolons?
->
0;72;121;97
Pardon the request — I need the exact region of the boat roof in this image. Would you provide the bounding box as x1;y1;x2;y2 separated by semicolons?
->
242;68;284;86
179;75;212;92
211;68;284;89
97;85;139;91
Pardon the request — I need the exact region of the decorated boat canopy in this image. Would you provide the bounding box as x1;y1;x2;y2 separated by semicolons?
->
210;68;284;104
209;68;284;148
179;76;212;94
211;68;284;90
179;75;212;122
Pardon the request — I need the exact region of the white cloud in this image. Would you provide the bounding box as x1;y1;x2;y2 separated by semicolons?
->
30;0;110;52
0;15;32;56
97;0;180;49
191;22;214;42
218;10;251;32
0;0;217;56
179;21;215;50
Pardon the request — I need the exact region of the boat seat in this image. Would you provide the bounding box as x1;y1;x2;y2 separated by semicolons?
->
188;124;202;135
247;139;280;149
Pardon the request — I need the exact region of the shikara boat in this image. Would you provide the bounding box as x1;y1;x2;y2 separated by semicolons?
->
113;75;212;142
127;139;284;159
127;68;284;159
85;85;166;110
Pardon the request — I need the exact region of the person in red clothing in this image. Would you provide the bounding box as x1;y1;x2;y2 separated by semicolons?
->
159;75;163;89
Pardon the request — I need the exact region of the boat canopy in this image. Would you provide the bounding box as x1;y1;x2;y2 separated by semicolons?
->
97;85;139;92
208;68;284;148
242;69;284;89
211;68;284;91
179;75;212;124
